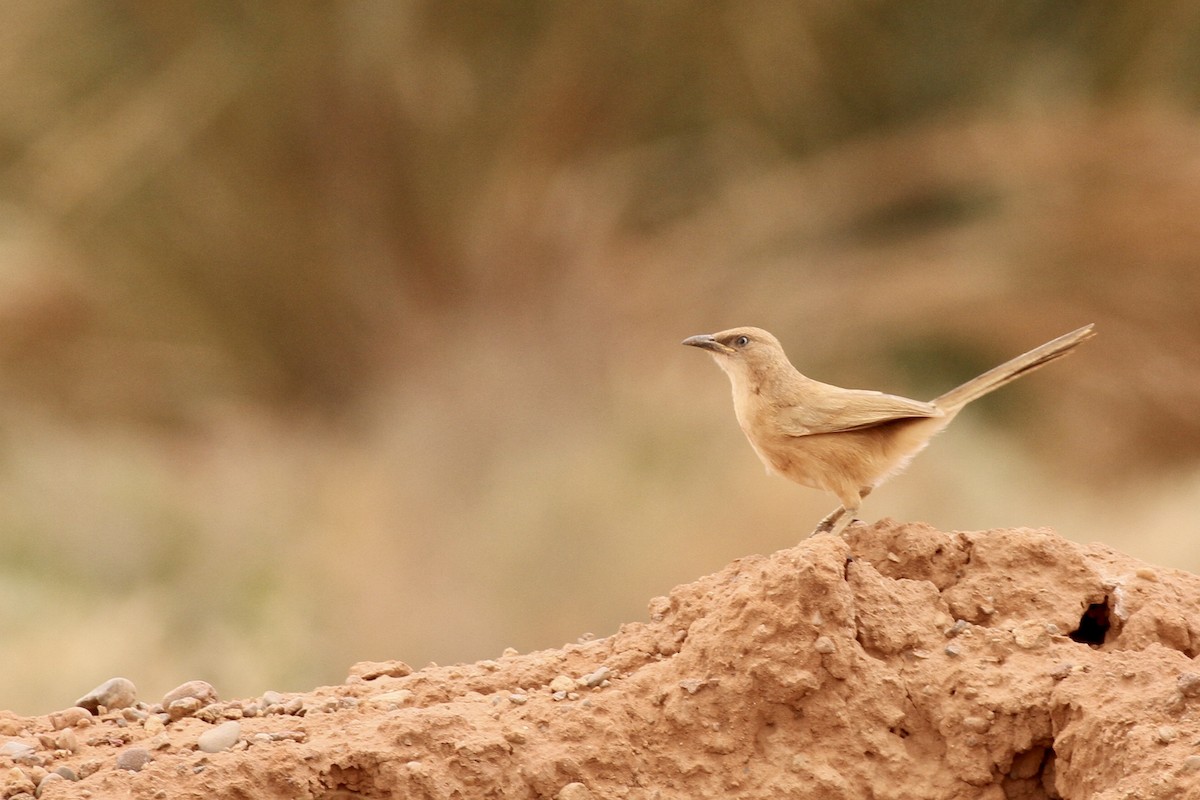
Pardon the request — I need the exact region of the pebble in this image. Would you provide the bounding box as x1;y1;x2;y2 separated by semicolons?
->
944;620;970;638
197;721;241;754
51;766;78;781
75;678;137;713
53;730;78;753
580;667;611;688
121;707;147;724
36;772;65;796
556;782;595;800
369;690;414;708
162;680;218;709
0;742;35;760
1049;663;1074;681
1013;622;1050;650
166;697;204;721
813;636;835;654
5;767;34;795
1154;725;1178;744
549;676;575;693
261;690;285;707
194;705;235;724
115;747;152;772
944;643;962;658
961;716;991;733
48;708;92;731
1183;755;1200;772
507;693;529;705
1178;673;1200;698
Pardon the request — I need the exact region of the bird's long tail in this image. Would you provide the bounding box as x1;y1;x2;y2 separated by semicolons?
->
934;324;1096;411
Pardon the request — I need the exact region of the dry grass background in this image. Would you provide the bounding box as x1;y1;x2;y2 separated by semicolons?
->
0;2;1199;713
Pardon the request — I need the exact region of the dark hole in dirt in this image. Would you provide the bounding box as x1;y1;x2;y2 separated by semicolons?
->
1069;599;1110;646
888;725;910;739
1002;745;1060;800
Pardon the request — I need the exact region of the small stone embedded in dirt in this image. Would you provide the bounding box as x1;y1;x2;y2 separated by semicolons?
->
1184;755;1200;772
48;707;91;730
121;707;147;723
961;716;991;733
115;747;152;772
53;729;78;753
36;771;65;796
197;721;241;753
507;693;528;705
368;690;414;707
162;680;219;709
555;781;595;800
1050;662;1074;681
194;704;236;724
944;619;970;637
580;666;611;688
813;636;835;654
548;675;575;693
4;766;34;795
51;766;77;781
0;741;35;761
1012;621;1051;650
1178;672;1200;698
166;696;204;721
75;677;137;713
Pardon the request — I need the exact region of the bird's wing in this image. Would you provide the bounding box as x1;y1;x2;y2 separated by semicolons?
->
776;388;943;436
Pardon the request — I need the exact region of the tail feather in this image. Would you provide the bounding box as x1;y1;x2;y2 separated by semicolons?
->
934;324;1095;411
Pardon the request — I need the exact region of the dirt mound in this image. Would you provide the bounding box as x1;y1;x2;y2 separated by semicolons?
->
9;520;1200;799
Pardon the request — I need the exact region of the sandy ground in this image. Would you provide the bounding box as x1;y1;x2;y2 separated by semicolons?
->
6;519;1200;799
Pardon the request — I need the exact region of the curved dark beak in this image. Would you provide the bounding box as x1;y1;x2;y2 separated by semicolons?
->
682;334;730;354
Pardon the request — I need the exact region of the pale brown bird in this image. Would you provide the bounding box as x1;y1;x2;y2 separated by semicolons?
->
683;324;1095;537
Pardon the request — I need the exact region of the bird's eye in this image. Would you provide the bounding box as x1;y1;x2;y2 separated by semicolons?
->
735;335;750;347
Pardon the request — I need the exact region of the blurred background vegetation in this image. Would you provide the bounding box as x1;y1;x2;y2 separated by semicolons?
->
1;1;1198;713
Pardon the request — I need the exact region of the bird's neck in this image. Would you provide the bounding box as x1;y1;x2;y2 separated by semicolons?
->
722;358;804;409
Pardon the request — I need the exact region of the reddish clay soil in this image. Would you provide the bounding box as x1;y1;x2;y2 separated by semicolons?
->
8;520;1200;799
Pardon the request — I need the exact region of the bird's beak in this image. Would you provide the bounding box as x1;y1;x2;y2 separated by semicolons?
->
682;334;733;355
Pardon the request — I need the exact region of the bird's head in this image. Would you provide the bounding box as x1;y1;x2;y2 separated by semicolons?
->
681;326;791;384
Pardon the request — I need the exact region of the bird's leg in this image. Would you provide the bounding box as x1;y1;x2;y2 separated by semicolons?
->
808;486;873;538
810;506;845;537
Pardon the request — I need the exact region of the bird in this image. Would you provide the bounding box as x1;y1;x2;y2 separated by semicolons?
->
682;323;1095;538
